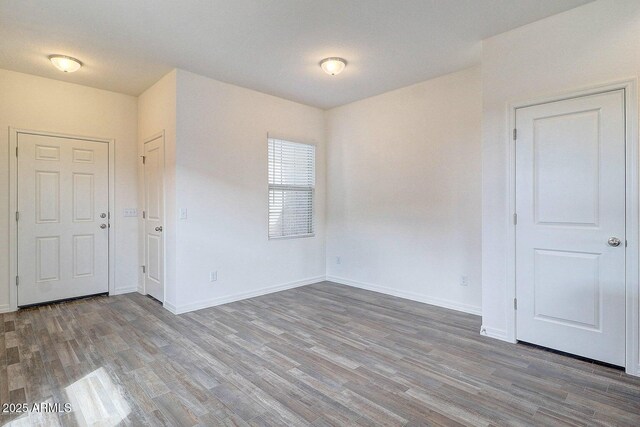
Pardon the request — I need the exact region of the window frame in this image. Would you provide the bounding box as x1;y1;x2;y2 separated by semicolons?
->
267;137;316;240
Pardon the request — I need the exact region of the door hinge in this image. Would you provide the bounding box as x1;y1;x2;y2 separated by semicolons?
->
15;276;19;286
513;128;517;140
141;155;146;164
142;265;146;274
15;211;19;222
142;210;146;219
513;213;517;225
514;298;517;310
15;146;18;157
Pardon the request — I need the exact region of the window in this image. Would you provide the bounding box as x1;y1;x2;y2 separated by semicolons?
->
268;138;315;238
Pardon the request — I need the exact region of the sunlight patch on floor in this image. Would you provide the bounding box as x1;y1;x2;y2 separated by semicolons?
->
65;367;131;426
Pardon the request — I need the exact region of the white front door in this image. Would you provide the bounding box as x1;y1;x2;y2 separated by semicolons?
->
144;135;164;302
515;90;626;366
17;133;110;306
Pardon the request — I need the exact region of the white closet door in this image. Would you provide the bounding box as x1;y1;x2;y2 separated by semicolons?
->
515;90;626;366
144;136;164;302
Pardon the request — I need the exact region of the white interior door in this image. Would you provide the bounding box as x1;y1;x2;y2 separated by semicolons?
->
144;136;164;302
17;133;109;306
515;90;626;366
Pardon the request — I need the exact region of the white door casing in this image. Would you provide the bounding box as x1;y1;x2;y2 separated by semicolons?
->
143;135;165;302
17;133;110;306
515;90;626;366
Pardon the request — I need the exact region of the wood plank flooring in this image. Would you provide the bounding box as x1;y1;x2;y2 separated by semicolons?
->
1;282;639;426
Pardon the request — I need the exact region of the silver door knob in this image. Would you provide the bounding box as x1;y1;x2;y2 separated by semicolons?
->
155;226;163;232
100;223;107;229
608;237;621;247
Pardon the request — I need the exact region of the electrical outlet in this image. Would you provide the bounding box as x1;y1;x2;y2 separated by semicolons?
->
209;271;217;282
336;256;341;265
460;275;469;286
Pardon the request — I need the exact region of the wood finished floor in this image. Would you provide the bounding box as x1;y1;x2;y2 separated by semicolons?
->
1;282;639;426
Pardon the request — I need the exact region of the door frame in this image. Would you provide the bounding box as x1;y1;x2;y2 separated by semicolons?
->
506;79;639;376
141;131;166;305
7;127;116;312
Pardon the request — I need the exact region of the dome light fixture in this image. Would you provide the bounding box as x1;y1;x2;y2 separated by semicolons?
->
320;57;347;76
49;55;82;73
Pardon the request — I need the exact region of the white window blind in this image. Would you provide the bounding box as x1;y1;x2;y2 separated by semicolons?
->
268;138;315;238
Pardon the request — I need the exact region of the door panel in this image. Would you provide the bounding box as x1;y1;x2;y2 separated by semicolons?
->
73;148;94;163
73;173;95;221
36;171;60;223
144;136;164;301
73;234;95;278
533;249;600;330
516;90;626;366
534;110;600;226
18;133;109;306
36;236;60;282
35;145;60;161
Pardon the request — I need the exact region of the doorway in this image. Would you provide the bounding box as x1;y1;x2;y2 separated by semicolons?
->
514;89;627;366
15;131;112;306
143;133;165;302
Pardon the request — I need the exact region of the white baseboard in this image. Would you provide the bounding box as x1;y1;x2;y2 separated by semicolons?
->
166;275;326;315
0;304;15;314
163;300;178;314
626;364;640;377
480;325;512;342
326;276;482;316
112;286;138;295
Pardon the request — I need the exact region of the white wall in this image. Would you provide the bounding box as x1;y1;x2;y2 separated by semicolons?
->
325;66;483;314
137;71;178;306
169;70;326;313
0;69;139;311
481;0;640;362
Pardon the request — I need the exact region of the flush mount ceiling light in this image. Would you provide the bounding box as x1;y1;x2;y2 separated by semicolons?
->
49;55;82;73
320;57;347;76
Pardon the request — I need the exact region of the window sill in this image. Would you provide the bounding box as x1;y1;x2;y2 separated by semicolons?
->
268;233;315;240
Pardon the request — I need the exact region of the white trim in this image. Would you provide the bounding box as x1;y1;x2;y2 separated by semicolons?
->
112;286;139;295
166;276;325;315
266;132;318;148
327;276;482;316
268;233;315;241
163;300;179;314
108;133;116;299
8;127;116;312
6;127;17;314
505;79;639;376
624;80;640;377
480;325;510;342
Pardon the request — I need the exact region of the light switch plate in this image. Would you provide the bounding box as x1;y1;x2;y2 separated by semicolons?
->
179;208;188;220
123;208;138;217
